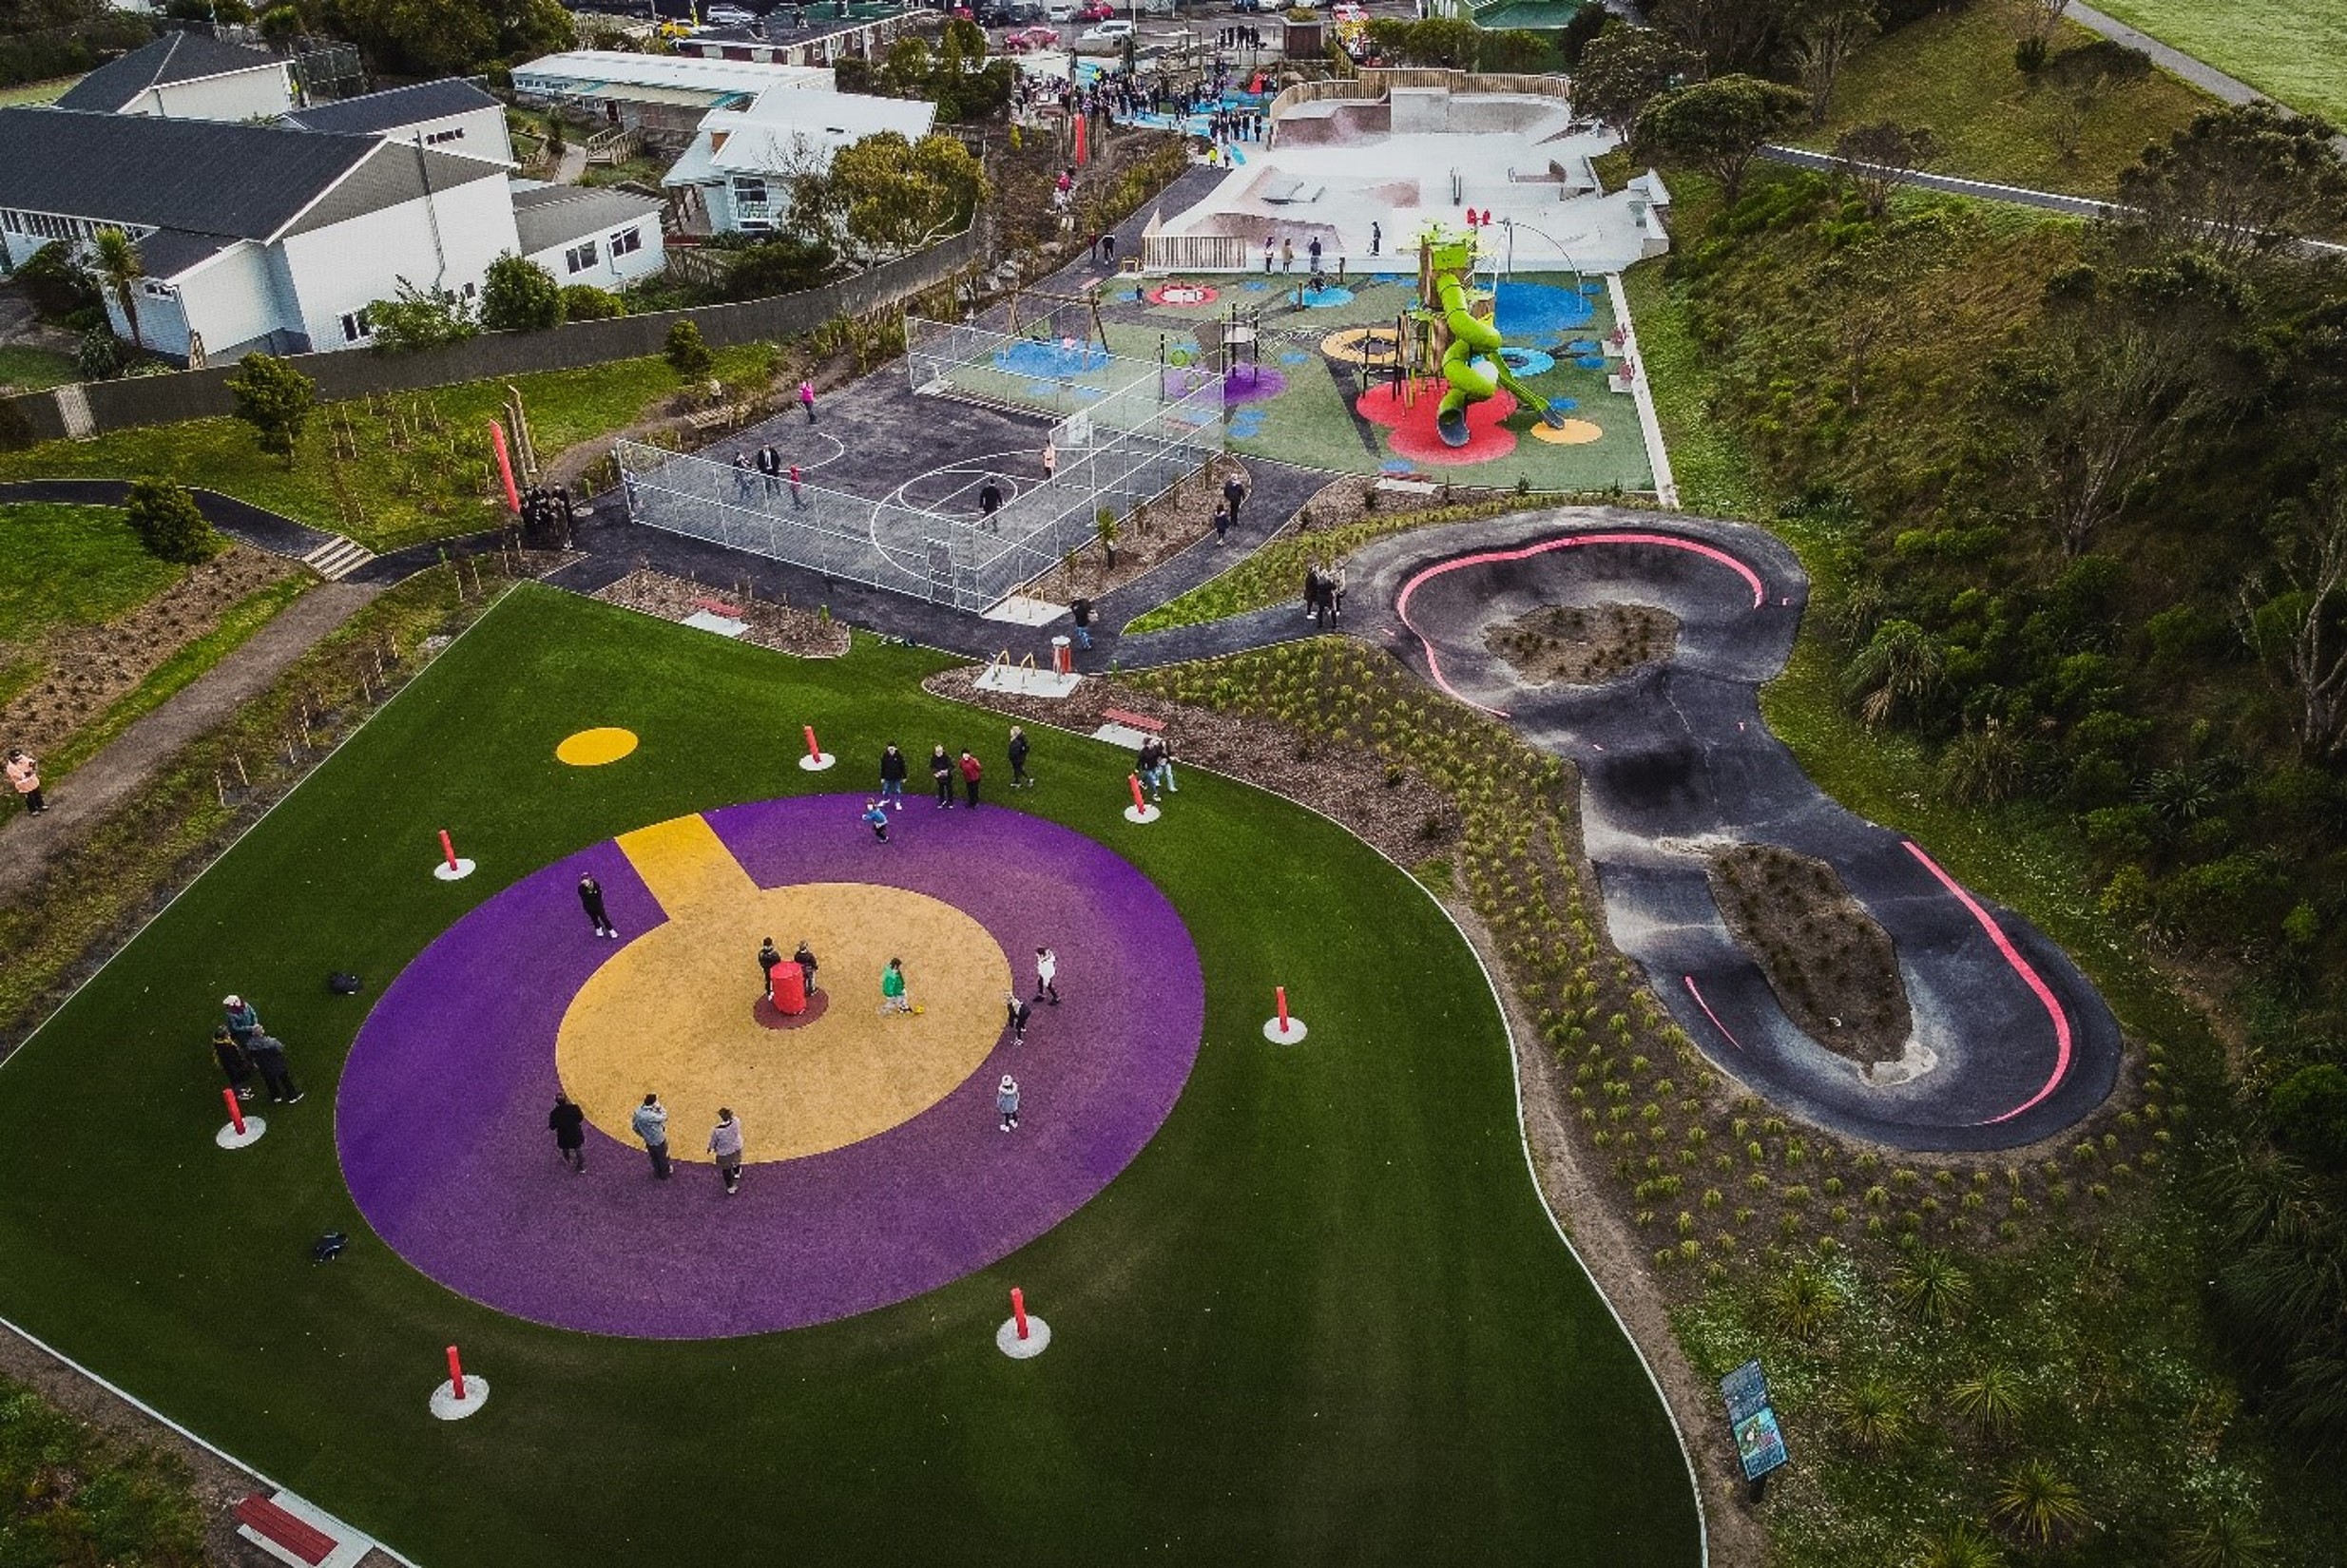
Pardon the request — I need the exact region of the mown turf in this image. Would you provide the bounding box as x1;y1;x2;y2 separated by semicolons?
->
2091;0;2347;123
0;344;79;392
0;503;182;641
0;586;1699;1568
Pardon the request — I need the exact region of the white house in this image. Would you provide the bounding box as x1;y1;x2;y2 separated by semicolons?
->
662;86;936;235
0;107;519;363
510;182;667;290
53;31;295;122
510;49;832;147
283;79;515;167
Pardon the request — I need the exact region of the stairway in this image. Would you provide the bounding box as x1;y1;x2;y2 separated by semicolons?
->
301;535;375;582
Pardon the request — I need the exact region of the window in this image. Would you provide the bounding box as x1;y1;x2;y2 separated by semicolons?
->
609;225;643;258
339;309;373;343
563;239;599;274
425;126;466;145
140;279;173;298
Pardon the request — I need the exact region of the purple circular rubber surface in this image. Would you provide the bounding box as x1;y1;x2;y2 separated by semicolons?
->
336;796;1204;1339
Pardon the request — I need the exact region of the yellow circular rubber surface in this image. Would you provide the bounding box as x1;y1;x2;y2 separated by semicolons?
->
1320;324;1411;368
556;727;640;766
1530;418;1606;446
556;883;1011;1162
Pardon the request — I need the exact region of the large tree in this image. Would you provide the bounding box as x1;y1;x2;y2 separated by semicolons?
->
1570;25;1703;133
1785;0;1877;125
1651;0;1789;75
1633;74;1809;202
315;0;571;76
480;251;565;333
2243;477;2347;759
123;479;223;564
821;132;986;264
225;353;316;465
2115;102;2347;270
1833;120;1938;217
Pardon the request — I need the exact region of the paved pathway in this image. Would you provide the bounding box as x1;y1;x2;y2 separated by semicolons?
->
2067;1;2263;105
0;479;335;557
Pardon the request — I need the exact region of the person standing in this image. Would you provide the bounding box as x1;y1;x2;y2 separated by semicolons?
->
1302;562;1322;620
244;1030;301;1104
1371;220;1381;256
996;1074;1021;1133
1005;991;1031;1045
1008;726;1032;789
1041;437;1057;481
1156;735;1181;794
1069;597;1093;652
930;744;955;809
861;798;891;844
709;1108;744;1195
1280;238;1294;273
1034;946;1060;1005
879;958;911;1015
1223;472;1246;528
578;873;618;939
549;1092;587;1174
1307;236;1322;272
798;379;817;423
793;941;818;997
209;1025;254;1102
5;749;43;815
732;450;756;501
1212;501;1230;545
757;442;781;498
979;477;1003;531
788;462;805;510
958;750;983;808
879;743;909;809
1262;237;1275;275
221;994;260;1051
632;1093;671;1178
757;937;783;1003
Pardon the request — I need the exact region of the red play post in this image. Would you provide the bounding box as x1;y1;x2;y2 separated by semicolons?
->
488;421;520;514
1010;1288;1029;1341
802;725;822;762
222;1086;245;1136
438;830;458;871
1276;986;1290;1032
1128;774;1146;812
446;1345;466;1400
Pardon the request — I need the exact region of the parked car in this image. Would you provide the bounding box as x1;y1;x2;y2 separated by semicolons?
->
704;3;755;21
1229;0;1263;10
1330;1;1364;17
1044;1;1076;17
1079;17;1132;39
1004;23;1060;48
1075;1;1112;17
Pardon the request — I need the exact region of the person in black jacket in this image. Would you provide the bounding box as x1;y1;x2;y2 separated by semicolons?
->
578;872;617;938
1008;725;1032;789
1005;991;1031;1044
794;941;818;996
930;744;955;809
879;743;908;810
757;937;783;1003
549;1092;587;1174
1070;597;1093;651
1223;472;1246;527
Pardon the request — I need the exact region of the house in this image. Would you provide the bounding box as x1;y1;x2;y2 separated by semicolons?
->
282;79;515;167
0;107;519;364
662;86;935;235
510;49;832;151
53;31;296;122
510;183;667;290
668;8;922;69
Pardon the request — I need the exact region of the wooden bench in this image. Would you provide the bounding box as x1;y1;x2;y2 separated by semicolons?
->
233;1494;337;1567
680;406;736;433
1101;707;1164;733
691;597;742;619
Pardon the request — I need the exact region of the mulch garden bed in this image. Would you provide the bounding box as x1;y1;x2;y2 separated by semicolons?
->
591;568;852;659
1486;602;1681;686
1707;841;1912;1069
1023;453;1254;607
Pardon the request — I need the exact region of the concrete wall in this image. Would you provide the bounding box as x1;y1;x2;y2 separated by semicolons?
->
0;224;979;447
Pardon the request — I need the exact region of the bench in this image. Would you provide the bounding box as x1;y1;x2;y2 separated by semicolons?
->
233;1494;337;1567
692;597;742;619
1101;707;1164;733
680;406;736;433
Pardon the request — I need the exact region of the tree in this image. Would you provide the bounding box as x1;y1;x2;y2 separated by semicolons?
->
480;251;565;332
1478;28;1553;74
1571;26;1703;133
74;324;124;381
1841;619;1943;726
2000;0;2068;53
721;235;836;300
1652;0;1789;74
12;240;99;318
2241;478;2347;759
821;131;985;264
1817;206;1953;405
1633;75;1809;202
558;283;625;320
225;352;316;465
365;277;476;352
2043;39;2148;161
1557;2;1608;65
314;0;572;77
124;479;223;564
259;4;304;47
1991;1458;2089;1547
664;319;712;378
2115;102;2347;269
1785;0;1876;125
88;226;144;354
1834;120;1937;217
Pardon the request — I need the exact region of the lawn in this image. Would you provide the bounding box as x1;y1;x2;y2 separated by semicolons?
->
1795;6;2217;196
0;586;1702;1568
2093;0;2347;124
0;344;78;392
0;74;79;106
0;346;772;553
0;502;182;642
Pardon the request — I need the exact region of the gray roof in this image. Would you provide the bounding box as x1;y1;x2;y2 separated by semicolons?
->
510;183;664;254
138;228;239;280
0;107;507;243
54;32;281;113
283;78;500;136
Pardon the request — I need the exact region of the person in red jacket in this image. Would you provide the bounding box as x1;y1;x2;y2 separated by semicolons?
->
958;749;983;808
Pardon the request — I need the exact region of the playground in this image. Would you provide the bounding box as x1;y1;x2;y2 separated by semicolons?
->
0;587;1703;1566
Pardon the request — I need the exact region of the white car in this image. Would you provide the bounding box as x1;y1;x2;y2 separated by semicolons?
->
1080;17;1132;38
704;4;755;22
1044;2;1077;18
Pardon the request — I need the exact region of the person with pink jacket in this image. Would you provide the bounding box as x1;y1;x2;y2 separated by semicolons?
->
5;749;42;815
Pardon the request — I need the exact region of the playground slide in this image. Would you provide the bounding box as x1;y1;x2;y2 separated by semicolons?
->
1433;267;1568;449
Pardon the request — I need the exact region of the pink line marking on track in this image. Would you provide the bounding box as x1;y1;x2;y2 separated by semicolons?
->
1683;974;1743;1051
1900;840;2074;1125
1395;532;1770;713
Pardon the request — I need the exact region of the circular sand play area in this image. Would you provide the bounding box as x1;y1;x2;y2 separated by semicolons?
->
336;795;1204;1338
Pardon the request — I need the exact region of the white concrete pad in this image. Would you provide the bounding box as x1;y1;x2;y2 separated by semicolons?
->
982;595;1065;626
237;1490;375;1568
216;1117;267;1150
429;1375;490;1420
997;1314;1052;1357
432;857;476;882
1375;477;1437;495
682;611;750;638
1092;722;1154;750
975;665;1081;698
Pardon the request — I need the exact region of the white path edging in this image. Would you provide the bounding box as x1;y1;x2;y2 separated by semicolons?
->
1607;272;1681;512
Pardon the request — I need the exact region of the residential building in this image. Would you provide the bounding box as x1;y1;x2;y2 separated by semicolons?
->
53;31;296;122
510;49;832;149
511;183;667;290
0;107;518;364
669;8;923;68
663;86;935;235
282;79;515;166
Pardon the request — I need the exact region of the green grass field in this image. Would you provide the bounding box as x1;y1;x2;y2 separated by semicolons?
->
0;344;78;392
2093;0;2347;124
0;503;182;641
0;74;79;106
1797;7;2216;196
0;587;1700;1567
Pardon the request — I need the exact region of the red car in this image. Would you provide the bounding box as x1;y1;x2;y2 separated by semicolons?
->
1076;2;1114;19
1004;24;1060;49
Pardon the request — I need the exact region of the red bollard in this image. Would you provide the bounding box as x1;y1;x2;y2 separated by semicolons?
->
1276;986;1290;1032
1128;774;1146;812
438;830;458;871
222;1086;245;1136
1011;1287;1029;1341
803;724;822;762
447;1344;467;1400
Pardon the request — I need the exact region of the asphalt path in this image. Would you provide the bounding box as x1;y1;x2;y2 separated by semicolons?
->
1343;507;2123;1153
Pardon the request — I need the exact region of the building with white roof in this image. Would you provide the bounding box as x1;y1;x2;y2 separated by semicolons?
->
510;50;833;148
662;86;936;235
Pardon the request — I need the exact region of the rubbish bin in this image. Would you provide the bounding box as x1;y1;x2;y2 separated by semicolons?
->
1051;636;1073;676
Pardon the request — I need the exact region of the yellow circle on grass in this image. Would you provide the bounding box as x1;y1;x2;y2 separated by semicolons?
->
1530;418;1606;446
1320;324;1410;368
556;883;1011;1163
557;728;640;767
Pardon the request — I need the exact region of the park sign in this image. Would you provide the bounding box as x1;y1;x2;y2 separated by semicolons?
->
1721;1359;1789;1483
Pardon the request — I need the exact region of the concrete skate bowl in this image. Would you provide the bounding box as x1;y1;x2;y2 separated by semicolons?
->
1347;512;2122;1153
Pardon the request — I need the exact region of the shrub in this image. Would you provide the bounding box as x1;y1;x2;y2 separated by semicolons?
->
481;252;566;333
123;479;223;564
224;353;316;466
2269;1064;2347;1171
560;284;625;321
664;319;713;377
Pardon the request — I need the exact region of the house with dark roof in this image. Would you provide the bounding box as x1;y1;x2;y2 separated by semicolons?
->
0;106;521;364
510;183;668;289
281;79;516;166
53;31;295;122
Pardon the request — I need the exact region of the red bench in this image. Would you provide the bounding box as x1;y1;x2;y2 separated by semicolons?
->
691;597;742;619
1101;708;1164;733
233;1494;337;1566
